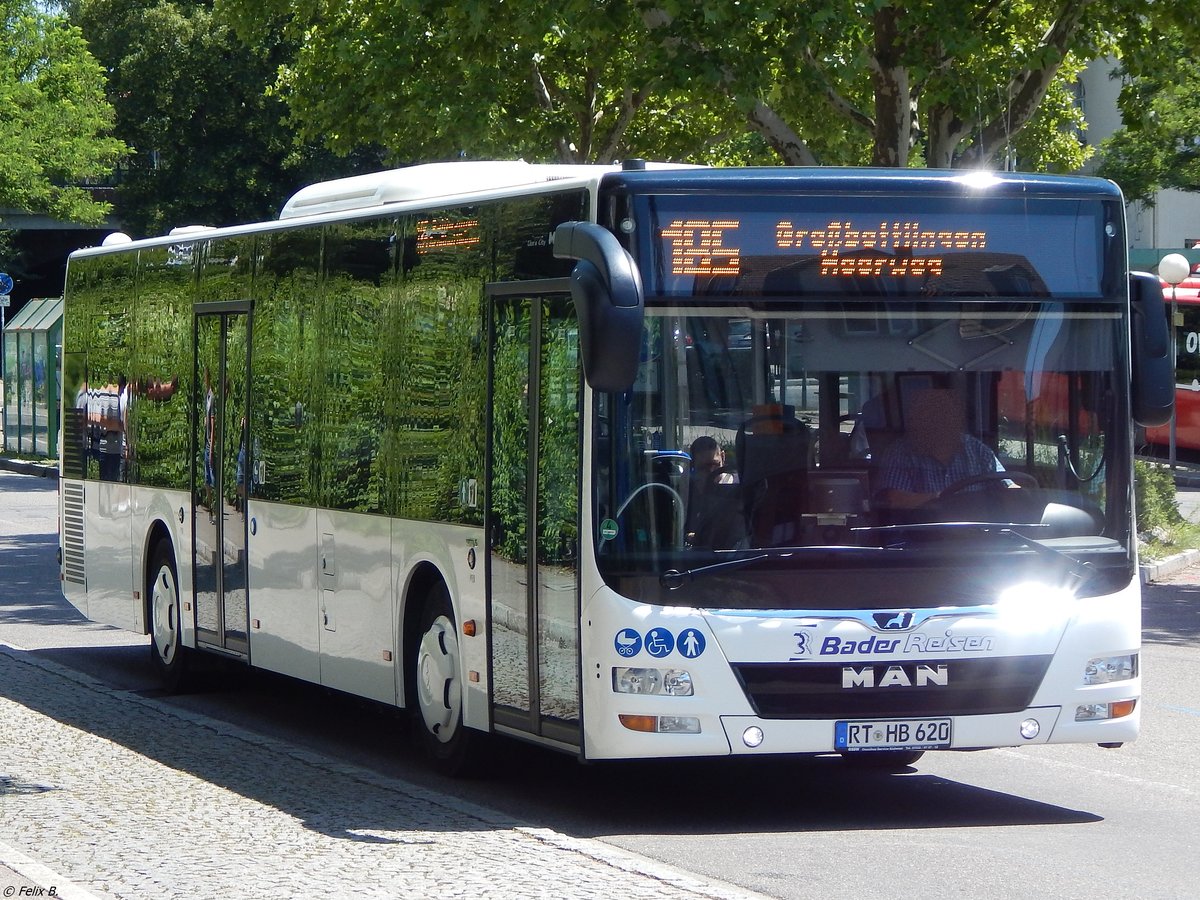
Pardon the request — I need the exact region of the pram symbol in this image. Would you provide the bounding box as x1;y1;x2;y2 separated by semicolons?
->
614;628;642;657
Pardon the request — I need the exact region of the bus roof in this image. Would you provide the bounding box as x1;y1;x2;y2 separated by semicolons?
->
69;163;1121;260
599;166;1125;201
277;160;620;219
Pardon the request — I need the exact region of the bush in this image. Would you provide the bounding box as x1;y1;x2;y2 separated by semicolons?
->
1134;459;1184;535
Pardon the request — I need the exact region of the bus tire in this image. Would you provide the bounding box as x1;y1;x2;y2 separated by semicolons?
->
412;582;483;776
839;750;924;771
148;540;190;691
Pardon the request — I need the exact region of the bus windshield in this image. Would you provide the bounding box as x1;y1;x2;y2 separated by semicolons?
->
592;189;1133;609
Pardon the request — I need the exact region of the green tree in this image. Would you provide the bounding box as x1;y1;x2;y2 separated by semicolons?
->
216;0;771;166
217;0;1199;171
69;0;383;237
1095;30;1200;203
0;0;124;224
633;0;1184;170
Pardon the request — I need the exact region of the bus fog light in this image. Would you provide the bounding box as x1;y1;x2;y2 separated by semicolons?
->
742;726;765;748
1084;654;1137;685
613;667;693;696
658;716;701;734
1075;699;1137;722
1020;718;1040;740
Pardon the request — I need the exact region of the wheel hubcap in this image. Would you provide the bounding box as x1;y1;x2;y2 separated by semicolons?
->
417;615;461;743
151;565;178;665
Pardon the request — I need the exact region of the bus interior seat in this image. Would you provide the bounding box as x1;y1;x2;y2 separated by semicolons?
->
638;451;688;550
736;405;810;545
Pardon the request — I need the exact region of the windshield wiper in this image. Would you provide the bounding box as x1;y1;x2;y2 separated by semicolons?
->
851;522;1095;584
659;546;898;590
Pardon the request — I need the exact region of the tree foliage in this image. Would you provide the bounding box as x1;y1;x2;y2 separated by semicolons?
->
69;0;383;237
214;0;1200;171
1095;28;1200;203
216;0;766;166
0;0;124;225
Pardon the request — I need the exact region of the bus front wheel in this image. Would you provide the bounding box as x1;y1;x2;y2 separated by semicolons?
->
148;540;190;691
412;584;482;775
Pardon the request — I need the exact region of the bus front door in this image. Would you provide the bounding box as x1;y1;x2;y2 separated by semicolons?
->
192;307;251;657
487;289;581;748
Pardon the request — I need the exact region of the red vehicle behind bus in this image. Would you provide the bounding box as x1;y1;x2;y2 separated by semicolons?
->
1144;263;1200;456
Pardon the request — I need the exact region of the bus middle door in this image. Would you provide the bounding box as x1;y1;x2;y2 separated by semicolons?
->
193;305;251;657
486;286;582;749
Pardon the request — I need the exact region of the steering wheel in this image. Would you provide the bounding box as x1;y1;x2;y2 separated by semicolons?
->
607;482;687;549
936;470;1038;499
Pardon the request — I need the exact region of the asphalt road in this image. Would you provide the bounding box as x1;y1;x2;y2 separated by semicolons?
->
2;470;1198;899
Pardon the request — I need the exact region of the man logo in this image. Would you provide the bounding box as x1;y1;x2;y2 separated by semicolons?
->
872;611;914;630
842;664;949;688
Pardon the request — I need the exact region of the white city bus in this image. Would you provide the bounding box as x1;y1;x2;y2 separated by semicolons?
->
58;162;1174;772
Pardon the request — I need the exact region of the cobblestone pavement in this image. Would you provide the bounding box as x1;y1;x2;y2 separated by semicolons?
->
0;645;763;900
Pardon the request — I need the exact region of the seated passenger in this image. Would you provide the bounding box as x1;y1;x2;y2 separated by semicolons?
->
689;436;737;487
876;387;1007;509
685;436;745;549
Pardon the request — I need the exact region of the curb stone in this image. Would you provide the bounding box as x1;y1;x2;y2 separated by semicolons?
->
0;837;109;900
1140;548;1200;584
0;456;57;478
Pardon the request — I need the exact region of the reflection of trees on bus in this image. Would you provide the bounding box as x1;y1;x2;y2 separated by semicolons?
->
59;193;578;537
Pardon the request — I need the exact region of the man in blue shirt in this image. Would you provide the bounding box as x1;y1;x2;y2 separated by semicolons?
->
876;387;1007;509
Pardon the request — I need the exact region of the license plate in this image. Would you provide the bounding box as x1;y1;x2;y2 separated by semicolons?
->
835;718;952;751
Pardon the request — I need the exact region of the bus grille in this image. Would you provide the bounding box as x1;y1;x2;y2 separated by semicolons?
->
62;481;86;586
733;656;1053;719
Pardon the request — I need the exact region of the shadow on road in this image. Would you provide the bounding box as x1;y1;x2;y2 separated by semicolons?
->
1143;581;1200;646
2;641;1102;843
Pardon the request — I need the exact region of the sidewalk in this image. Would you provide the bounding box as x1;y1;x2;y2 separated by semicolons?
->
0;643;761;900
1;842;98;900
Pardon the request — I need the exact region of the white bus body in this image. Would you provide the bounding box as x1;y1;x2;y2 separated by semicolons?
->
59;162;1167;770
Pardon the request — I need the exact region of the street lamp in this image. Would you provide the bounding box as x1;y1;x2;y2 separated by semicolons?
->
1159;253;1190;470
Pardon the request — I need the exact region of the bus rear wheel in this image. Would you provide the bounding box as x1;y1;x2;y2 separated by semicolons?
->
148;541;190;691
412;583;482;775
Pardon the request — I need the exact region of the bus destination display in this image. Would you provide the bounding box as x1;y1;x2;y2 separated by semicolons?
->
642;194;1109;299
662;218;989;279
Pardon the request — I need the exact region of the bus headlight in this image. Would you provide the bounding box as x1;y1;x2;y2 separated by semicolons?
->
1084;654;1137;685
613;667;694;696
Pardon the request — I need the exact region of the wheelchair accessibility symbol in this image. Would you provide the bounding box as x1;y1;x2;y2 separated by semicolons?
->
645;627;675;658
614;628;642;657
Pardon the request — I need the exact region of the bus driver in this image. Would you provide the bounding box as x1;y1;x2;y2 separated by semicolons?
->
876;387;1009;509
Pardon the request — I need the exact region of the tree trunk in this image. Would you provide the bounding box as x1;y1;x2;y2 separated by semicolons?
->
748;100;818;165
870;5;910;167
926;103;969;169
956;0;1091;166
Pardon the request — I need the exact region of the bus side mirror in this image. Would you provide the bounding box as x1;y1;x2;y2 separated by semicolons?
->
553;221;644;393
1130;271;1174;427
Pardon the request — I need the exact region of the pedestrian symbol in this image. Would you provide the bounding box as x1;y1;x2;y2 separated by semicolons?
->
645;627;675;658
677;628;706;658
